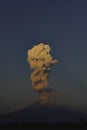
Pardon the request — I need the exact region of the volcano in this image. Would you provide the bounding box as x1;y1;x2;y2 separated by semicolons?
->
0;101;87;124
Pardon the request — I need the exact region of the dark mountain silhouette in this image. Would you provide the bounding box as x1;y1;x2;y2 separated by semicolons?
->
0;101;87;124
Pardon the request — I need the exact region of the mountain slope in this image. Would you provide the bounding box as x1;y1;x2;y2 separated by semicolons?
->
0;102;87;124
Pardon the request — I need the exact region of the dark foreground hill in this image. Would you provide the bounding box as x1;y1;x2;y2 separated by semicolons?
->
0;102;87;124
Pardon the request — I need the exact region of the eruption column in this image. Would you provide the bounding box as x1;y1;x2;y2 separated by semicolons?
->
27;43;58;104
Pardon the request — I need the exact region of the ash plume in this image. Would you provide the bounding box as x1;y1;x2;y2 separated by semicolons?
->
27;43;58;104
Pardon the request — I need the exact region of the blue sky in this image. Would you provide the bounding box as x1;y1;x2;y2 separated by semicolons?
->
0;0;87;114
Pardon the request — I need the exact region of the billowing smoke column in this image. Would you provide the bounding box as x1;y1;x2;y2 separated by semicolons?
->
27;43;58;104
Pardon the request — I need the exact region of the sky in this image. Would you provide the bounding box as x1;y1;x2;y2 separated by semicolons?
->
0;0;87;115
